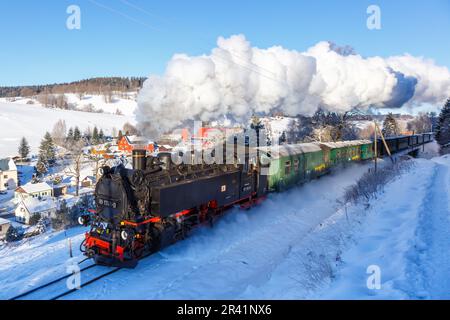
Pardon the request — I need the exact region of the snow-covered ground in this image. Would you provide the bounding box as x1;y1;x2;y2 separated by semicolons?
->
319;156;450;299
0;101;133;158
0;147;448;300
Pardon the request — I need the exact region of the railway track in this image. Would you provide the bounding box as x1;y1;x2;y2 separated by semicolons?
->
9;258;122;300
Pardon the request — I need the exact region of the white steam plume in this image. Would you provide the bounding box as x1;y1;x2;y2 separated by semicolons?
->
137;34;450;138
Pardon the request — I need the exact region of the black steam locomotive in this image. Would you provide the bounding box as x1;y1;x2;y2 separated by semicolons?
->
82;148;268;267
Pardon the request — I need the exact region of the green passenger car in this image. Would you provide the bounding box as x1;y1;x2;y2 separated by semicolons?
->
360;142;375;160
257;140;374;193
257;143;328;192
318;140;373;166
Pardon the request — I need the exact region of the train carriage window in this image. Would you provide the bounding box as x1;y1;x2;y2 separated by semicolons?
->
285;161;291;175
294;159;299;172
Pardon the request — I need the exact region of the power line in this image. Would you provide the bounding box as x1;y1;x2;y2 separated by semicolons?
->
87;0;161;32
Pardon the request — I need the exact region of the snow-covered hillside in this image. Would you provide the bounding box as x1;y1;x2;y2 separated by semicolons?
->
1;147;448;300
0;101;133;158
64;93;137;116
1;93;137;117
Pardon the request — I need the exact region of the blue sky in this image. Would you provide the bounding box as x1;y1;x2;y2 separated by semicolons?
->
0;0;449;86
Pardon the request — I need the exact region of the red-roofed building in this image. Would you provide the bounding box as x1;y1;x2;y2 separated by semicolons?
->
117;136;155;154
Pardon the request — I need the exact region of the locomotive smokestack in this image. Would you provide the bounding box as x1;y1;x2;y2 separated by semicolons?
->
132;149;147;171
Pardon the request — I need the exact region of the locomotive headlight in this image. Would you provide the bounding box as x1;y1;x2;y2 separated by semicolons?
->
121;230;129;241
78;215;90;226
99;166;111;176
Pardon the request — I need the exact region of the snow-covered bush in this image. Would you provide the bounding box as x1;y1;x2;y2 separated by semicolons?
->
342;159;414;206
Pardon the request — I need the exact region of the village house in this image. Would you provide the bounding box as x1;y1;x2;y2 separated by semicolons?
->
15;198;57;225
0;158;18;191
81;176;96;188
62;176;78;187
0;217;11;238
117;135;154;154
61;175;96;190
52;184;68;197
15;182;53;201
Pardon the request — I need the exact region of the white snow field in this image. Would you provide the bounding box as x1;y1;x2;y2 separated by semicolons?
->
0;153;449;300
0;101;133;158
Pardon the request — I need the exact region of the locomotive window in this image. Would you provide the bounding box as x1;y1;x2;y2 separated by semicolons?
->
285;161;291;175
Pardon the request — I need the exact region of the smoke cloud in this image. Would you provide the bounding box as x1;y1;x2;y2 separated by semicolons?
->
137;34;450;138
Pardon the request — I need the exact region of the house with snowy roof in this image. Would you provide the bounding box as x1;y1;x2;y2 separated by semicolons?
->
15;182;53;201
15;197;58;225
81;175;96;187
61;176;78;187
0;158;18;191
117;135;154;154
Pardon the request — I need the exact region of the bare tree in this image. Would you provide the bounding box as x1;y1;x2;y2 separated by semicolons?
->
20;87;34;97
407;113;432;134
37;93;50;107
86;152;105;181
51;119;67;147
55;94;68;109
103;87;114;103
64;140;85;196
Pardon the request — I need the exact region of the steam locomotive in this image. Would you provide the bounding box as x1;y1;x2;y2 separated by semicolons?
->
81;145;268;268
81;133;433;268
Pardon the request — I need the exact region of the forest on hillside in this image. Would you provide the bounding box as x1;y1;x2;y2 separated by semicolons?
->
0;77;146;98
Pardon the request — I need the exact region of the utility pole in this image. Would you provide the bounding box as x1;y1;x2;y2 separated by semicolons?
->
68;238;73;258
374;121;378;172
373;121;393;172
375;122;392;158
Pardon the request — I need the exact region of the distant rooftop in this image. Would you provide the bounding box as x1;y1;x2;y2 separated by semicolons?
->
0;158;17;172
20;197;57;213
16;182;52;194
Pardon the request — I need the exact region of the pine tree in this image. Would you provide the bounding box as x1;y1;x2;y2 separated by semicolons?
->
382;113;400;137
84;127;92;143
38;132;56;166
73;126;81;141
92;126;99;145
67;127;74;142
29;213;42;226
98;129;105;143
5;225;22;242
36;157;48;176
69;205;81;225
18;137;30;160
52;199;70;230
435;98;450;147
